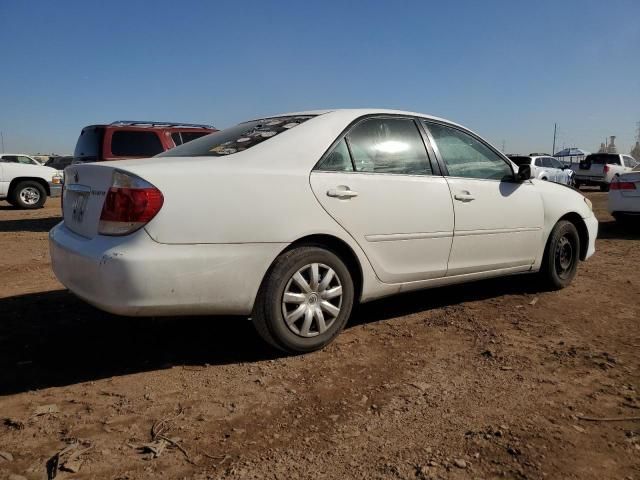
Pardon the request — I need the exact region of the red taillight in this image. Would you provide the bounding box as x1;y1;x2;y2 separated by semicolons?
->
610;181;636;190
603;164;609;175
98;171;163;236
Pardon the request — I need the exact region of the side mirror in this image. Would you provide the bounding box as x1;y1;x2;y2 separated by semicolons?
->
515;164;532;182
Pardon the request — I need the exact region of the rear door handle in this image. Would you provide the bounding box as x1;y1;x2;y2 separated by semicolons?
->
454;192;475;202
327;186;359;199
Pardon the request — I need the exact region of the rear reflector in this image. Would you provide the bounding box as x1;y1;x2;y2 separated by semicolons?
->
98;171;163;236
603;164;610;175
610;181;636;190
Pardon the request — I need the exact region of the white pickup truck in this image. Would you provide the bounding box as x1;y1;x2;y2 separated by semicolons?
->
572;153;638;191
0;154;63;208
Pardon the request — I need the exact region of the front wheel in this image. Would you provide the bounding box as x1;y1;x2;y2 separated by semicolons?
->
10;181;46;209
252;246;354;354
540;220;580;290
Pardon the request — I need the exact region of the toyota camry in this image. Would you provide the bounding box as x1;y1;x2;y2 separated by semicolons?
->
50;109;598;353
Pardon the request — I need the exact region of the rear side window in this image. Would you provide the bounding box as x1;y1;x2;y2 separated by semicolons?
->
111;131;164;157
74;127;104;161
158;115;314;157
171;131;210;146
345;117;431;175
316;138;354;172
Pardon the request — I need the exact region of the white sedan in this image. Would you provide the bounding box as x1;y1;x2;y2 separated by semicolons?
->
608;172;640;221
50;109;598;353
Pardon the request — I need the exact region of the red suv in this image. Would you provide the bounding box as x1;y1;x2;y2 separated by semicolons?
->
73;121;217;163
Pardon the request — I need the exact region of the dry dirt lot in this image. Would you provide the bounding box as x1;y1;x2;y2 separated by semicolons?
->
0;192;639;480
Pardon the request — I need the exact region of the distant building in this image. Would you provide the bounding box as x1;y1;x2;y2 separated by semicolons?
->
597;136;619;154
631;141;640;161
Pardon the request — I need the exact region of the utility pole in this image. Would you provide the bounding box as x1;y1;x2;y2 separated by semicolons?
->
501;140;506;153
552;123;557;155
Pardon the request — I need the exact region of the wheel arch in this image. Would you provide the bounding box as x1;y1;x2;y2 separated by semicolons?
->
279;234;364;303
9;177;50;196
558;212;589;260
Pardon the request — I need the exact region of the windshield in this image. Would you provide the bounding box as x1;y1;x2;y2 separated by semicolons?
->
508;156;532;166
157;115;315;157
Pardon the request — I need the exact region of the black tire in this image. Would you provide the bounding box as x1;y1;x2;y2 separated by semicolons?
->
573;180;581;189
540;220;580;290
252;246;355;354
10;181;46;209
600;183;610;192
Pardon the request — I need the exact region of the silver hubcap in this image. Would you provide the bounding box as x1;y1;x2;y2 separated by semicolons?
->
20;187;41;205
281;263;343;338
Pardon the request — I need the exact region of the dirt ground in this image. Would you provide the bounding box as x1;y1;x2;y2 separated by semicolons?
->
0;191;639;480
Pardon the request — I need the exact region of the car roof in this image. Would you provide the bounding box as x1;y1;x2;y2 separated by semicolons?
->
252;108;469;129
111;108;509;173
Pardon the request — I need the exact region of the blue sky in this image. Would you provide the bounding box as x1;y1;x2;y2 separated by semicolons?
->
1;0;639;155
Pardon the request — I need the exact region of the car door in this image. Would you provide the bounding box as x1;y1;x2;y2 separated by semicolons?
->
310;116;455;283
422;120;544;276
550;157;568;184
541;157;557;182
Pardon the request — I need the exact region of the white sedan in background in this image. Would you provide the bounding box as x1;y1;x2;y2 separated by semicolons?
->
507;154;574;186
608;172;640;221
50;109;598;353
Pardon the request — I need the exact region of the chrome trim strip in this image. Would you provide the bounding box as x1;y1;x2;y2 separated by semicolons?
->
365;231;453;242
455;227;541;237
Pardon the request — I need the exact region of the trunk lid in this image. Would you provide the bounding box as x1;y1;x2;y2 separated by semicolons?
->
62;164;115;238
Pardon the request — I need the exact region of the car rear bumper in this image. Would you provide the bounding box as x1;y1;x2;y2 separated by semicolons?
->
49;223;285;316
575;176;605;185
608;192;640;214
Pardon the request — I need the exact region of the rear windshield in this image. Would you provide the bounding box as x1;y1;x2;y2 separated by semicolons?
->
157;115;315;157
74;126;104;161
585;154;620;165
508;156;532;166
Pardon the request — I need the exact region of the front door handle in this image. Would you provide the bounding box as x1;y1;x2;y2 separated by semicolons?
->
327;186;359;199
454;192;475;202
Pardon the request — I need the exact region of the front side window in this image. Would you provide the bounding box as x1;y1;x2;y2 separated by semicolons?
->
111;131;164;157
158;115;314;157
17;155;37;165
345;117;431;175
550;158;564;169
316;138;354;172
541;157;554;168
425;122;512;180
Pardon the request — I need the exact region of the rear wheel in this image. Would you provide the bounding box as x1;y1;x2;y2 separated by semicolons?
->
600;183;610;192
252;246;354;354
540;220;580;290
10;181;46;209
